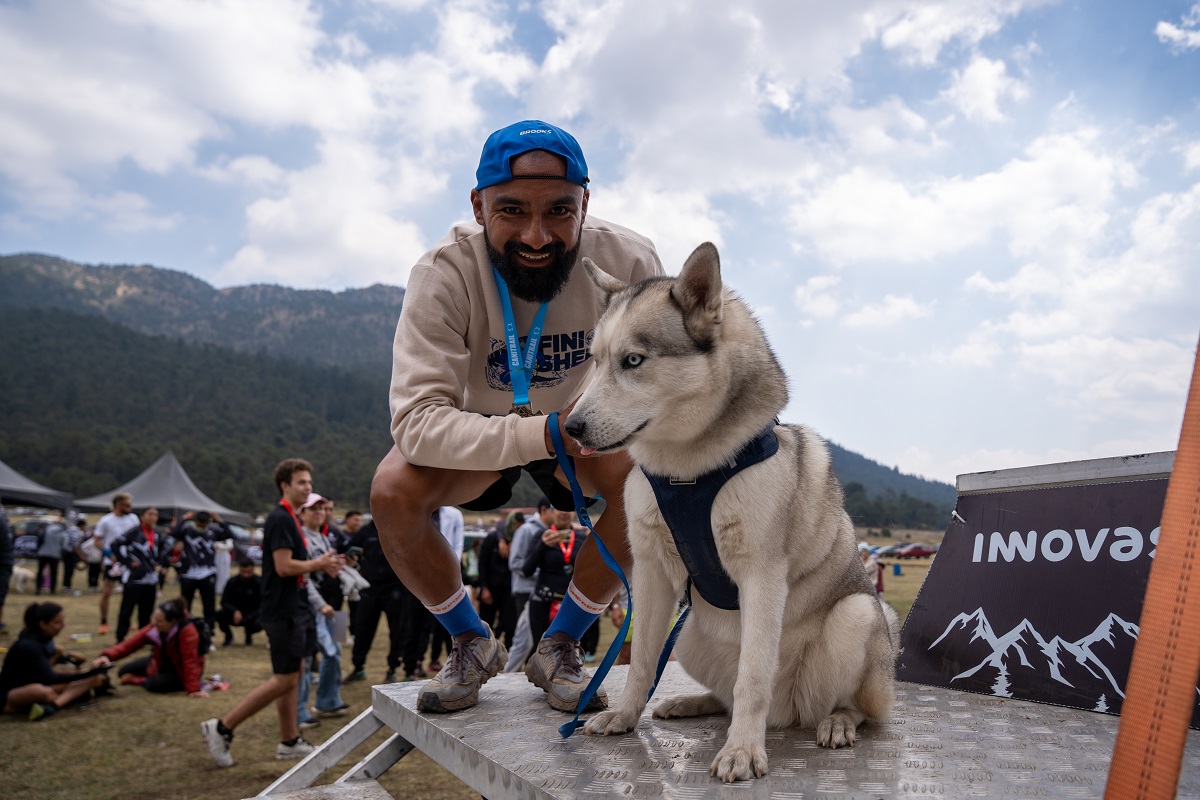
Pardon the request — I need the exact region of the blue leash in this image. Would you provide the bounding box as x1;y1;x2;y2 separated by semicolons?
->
547;412;690;738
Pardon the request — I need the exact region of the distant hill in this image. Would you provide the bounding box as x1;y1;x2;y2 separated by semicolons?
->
0;308;392;513
1;253;955;524
0;253;404;369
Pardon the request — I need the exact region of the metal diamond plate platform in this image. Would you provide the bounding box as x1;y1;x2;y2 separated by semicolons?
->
371;663;1200;799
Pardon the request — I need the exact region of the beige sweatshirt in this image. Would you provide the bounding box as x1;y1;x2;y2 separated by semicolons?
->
389;216;664;471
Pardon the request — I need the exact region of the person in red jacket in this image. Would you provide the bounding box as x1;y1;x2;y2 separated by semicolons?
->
93;597;207;697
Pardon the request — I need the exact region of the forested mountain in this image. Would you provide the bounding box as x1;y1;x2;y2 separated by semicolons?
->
0;308;391;513
0;253;403;369
1;253;955;525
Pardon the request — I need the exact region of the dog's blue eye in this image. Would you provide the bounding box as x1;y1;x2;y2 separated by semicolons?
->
622;354;644;368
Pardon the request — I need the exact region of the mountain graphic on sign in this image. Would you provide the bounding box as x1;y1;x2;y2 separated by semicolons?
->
929;608;1140;704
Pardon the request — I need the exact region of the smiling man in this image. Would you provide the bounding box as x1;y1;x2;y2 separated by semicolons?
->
372;120;663;714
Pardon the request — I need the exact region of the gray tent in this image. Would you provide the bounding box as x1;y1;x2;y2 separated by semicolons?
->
74;451;252;525
0;457;72;509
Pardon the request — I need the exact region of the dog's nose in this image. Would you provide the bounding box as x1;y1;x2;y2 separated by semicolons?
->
564;416;586;439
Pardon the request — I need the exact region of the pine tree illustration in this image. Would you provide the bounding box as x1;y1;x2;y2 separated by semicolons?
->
1095;694;1109;712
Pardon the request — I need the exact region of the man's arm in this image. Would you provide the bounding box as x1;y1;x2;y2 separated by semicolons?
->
272;546;340;578
389;255;551;472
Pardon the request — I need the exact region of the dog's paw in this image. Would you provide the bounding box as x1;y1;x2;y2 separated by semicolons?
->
583;707;639;736
652;692;725;720
710;740;768;783
816;711;860;748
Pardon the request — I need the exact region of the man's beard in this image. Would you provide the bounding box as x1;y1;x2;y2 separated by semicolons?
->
486;229;580;303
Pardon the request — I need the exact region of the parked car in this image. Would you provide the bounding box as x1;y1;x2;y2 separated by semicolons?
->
896;543;937;559
874;544;904;558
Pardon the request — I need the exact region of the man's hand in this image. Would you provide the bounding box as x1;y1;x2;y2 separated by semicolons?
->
480;587;493;605
498;539;510;558
91;655;112;669
319;604;334;618
316;550;343;577
544;402;594;459
232;610;243;625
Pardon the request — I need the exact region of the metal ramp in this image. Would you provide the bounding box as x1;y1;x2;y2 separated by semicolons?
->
259;662;1200;799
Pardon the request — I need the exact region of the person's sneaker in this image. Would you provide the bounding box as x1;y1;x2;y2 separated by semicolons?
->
411;665;427;679
316;703;349;717
200;718;233;768
97;623;109;635
342;669;367;684
222;633;234;647
276;738;315;760
525;637;608;713
28;702;56;721
383;670;397;684
298;717;321;729
416;624;507;713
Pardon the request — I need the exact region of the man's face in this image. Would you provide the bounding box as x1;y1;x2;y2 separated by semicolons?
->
282;471;312;506
142;508;159;527
115;497;133;515
239;564;255;578
471;150;588;304
320;502;333;526
552;509;574;530
344;513;362;533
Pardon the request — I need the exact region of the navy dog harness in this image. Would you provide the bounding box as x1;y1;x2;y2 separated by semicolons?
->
641;426;779;610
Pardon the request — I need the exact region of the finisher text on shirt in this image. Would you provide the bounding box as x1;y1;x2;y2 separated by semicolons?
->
486;328;594;392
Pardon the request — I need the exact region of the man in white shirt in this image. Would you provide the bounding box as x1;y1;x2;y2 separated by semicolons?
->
93;492;135;635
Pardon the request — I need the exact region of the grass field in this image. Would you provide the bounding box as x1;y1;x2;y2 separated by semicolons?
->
0;539;936;799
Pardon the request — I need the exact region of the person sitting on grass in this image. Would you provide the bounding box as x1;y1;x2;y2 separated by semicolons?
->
0;602;111;720
92;597;208;697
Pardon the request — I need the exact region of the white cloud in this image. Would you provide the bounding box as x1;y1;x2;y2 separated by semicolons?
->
790;128;1136;264
1156;4;1200;52
793;275;842;320
843;294;933;328
941;54;1029;122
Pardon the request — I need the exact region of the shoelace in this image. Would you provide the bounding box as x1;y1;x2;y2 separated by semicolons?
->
545;639;583;680
443;635;485;681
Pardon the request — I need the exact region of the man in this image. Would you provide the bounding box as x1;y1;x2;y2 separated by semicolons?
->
477;512;518;646
201;458;343;767
505;499;554;671
60;512;85;594
217;558;263;647
112;507;166;641
0;508;13;636
371;120;663;714
172;510;235;633
94;492;135;635
343;519;408;684
338;509;365;634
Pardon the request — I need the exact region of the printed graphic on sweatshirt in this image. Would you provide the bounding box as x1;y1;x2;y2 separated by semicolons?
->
897;477;1200;729
486;328;594;393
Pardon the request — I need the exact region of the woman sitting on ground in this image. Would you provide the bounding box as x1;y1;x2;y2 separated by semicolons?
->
92;597;207;697
0;602;110;720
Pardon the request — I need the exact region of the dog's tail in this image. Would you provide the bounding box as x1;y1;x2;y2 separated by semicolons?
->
879;599;902;662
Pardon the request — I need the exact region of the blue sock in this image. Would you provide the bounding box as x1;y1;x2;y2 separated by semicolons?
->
426;585;488;639
544;583;607;641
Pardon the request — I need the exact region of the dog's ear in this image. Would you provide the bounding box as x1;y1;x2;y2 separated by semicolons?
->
582;257;627;300
672;242;723;339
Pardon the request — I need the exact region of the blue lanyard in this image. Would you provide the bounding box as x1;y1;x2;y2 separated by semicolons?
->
493;268;549;411
547;412;690;739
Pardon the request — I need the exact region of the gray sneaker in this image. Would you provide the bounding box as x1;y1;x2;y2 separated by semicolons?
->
416;624;507;713
525;637;608;713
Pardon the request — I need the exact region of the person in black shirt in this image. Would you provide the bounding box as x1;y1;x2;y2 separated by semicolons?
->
216;558;263;646
200;458;343;767
0;602;109;720
518;509;585;647
477;513;520;647
342;520;408;684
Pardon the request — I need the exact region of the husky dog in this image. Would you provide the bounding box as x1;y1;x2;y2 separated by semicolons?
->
566;242;899;783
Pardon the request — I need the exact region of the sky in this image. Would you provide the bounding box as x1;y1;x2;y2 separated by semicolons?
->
2;0;1199;485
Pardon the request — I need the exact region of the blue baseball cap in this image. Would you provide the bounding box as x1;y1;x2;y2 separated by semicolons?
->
475;120;589;191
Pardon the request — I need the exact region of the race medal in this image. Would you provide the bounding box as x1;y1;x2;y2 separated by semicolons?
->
511;403;536;418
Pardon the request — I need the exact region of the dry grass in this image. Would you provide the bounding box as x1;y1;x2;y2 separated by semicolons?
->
0;546;933;799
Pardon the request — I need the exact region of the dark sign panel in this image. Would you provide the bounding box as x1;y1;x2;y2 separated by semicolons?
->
897;478;1200;728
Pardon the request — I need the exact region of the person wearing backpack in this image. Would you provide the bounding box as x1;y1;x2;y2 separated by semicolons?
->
92;597;207;697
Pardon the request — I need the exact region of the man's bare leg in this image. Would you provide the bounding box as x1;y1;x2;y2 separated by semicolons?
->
221;672;300;732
